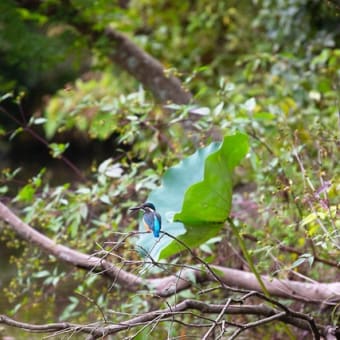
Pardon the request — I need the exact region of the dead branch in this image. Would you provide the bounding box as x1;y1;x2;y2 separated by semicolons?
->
103;27;192;104
1;299;338;339
0;201;339;304
0;201;142;291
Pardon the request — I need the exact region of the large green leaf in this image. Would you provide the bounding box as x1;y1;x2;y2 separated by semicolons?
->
175;133;249;223
136;133;249;260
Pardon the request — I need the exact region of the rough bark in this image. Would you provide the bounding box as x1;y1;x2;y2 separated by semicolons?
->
102;27;192;104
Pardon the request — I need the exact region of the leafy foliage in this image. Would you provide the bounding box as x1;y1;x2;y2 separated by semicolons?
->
0;0;83;94
0;0;339;338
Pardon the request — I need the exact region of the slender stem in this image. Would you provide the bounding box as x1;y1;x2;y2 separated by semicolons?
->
228;217;297;339
227;217;270;297
0;105;85;181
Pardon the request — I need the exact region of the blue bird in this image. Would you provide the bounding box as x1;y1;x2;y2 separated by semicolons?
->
130;202;161;238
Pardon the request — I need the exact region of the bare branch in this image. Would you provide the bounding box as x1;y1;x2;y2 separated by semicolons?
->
102;27;192;105
202;298;233;339
0;314;98;335
1;201;339;304
1;300;337;338
206;265;340;305
0;201;142;291
229;311;287;340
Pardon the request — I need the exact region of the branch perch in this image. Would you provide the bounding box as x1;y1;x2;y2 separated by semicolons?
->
1;300;338;338
0;201;339;303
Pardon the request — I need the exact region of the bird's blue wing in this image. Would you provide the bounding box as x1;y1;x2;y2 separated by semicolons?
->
152;213;161;238
143;212;161;238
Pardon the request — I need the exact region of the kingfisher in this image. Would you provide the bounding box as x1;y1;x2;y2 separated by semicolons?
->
129;202;162;238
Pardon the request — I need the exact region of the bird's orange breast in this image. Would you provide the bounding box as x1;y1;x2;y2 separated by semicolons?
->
143;220;152;233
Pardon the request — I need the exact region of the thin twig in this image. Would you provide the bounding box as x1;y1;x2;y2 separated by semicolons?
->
202;298;232;340
229;311;287;340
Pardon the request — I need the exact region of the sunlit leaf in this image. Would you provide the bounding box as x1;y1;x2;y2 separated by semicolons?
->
17;184;35;203
49;143;69;158
189;106;210;115
242;97;256;112
32;270;50;278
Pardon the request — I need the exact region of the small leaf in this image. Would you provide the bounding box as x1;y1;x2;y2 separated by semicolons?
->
307;255;314;267
79;203;88;219
300;212;318;227
0;92;13;102
49;143;69;158
98;158;124;178
100;194;111;205
76;187;91;195
253;112;276;121
309;91;321;102
185;270;196;284
242;97;256;112
32;270;50;278
290;257;307;269
163;104;181;111
98;158;112;173
290;253;314;269
189;106;210;115
9;127;23;140
17;184;35;203
10;303;22;315
200;243;213;254
69;221;80;238
32;117;47;125
0;186;8;194
213;102;224;116
69;296;79;305
105;164;123;178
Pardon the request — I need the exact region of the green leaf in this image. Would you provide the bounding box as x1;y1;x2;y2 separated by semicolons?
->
9;127;23;140
60;296;80;321
175;133;249;224
29;117;47;126
10;303;22;315
213;102;224;116
32;270;50;278
68;219;80;238
17;184;35;203
0;186;8;194
49;143;69;158
0;92;13;102
253;112;276;121
290;253;314;269
242;97;256;111
136;133;249;260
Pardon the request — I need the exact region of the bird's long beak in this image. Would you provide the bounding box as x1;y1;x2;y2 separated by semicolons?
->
129;206;143;214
